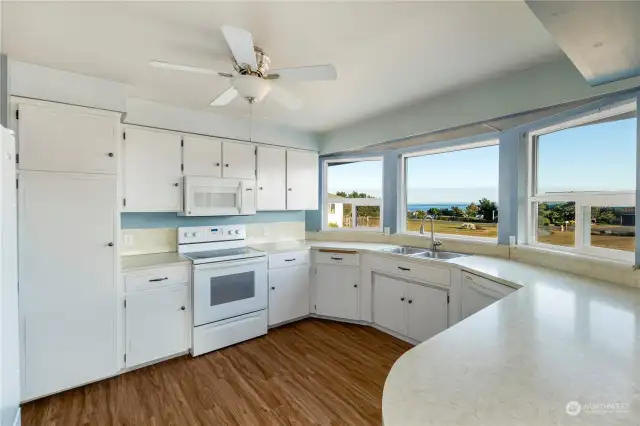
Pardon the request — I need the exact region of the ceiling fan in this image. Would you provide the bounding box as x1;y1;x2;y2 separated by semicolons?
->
150;25;337;110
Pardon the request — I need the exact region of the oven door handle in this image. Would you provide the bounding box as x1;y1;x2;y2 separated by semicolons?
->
192;256;265;271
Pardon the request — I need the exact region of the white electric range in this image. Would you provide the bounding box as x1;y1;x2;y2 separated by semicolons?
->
178;225;267;356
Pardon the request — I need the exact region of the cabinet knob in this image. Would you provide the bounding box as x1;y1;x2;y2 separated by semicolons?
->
401;297;405;301
271;286;275;290
216;162;220;166
107;242;113;247
259;186;263;190
181;306;186;311
288;188;292;191
408;300;413;304
174;183;179;187
225;164;229;167
353;284;358;288
107;152;114;157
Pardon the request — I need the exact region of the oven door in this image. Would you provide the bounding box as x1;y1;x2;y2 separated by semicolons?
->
193;257;267;326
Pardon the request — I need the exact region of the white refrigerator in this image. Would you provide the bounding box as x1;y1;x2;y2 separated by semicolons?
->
0;126;19;426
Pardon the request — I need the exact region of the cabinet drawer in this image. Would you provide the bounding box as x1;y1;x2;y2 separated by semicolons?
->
372;256;450;286
125;265;190;292
315;250;359;266
268;250;310;269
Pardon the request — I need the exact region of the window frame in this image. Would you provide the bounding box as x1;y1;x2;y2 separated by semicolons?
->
399;139;500;241
526;101;637;262
321;156;384;232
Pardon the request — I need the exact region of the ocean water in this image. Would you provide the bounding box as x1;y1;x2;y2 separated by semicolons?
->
407;203;469;212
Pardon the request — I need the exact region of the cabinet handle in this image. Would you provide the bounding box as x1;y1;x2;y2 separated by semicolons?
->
401;297;405;301
408;300;413;304
173;183;179;187
271;286;275;290
107;152;114;157
246;188;253;191
149;277;168;282
180;306;186;311
225;164;229;167
330;256;343;261
107;242;114;247
353;284;358;288
284;258;296;262
398;266;410;271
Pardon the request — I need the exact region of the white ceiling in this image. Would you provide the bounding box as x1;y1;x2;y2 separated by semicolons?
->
1;1;562;133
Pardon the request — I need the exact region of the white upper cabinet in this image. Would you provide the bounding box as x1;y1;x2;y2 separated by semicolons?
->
257;146;286;210
222;141;256;179
286;150;318;210
123;127;182;212
16;100;118;174
183;135;222;177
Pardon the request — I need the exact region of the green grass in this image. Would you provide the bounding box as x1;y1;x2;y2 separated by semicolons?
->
406;219;497;238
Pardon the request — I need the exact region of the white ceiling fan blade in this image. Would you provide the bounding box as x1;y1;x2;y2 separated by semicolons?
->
269;85;303;110
268;64;337;82
150;61;232;77
221;25;258;70
210;87;238;106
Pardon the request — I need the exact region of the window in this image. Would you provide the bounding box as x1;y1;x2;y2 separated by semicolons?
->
529;101;637;260
323;158;383;231
402;140;499;239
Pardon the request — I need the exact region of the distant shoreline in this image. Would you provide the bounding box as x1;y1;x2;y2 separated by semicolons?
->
407;203;469;211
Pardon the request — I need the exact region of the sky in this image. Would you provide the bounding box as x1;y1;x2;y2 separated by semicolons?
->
326;116;637;205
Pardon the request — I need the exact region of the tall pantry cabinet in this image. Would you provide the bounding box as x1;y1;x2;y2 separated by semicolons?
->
13;98;120;401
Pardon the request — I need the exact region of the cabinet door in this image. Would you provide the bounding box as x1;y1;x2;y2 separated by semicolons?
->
257;146;286;210
19;171;117;400
183;135;222;177
268;265;310;326
123;127;182;212
125;285;189;368
372;274;407;335
406;283;448;343
18;102;117;174
286;150;318;210
222;141;255;179
315;265;359;320
461;274;512;319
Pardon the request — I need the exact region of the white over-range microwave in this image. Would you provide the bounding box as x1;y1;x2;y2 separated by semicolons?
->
181;176;256;216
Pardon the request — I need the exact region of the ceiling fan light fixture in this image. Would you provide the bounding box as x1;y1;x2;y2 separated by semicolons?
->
232;75;271;103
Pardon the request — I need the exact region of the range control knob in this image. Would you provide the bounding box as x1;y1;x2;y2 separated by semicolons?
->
235;230;240;235
228;230;233;235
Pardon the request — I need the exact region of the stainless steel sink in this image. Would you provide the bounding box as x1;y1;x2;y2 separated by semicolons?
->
378;246;428;255
378;246;468;260
412;251;468;260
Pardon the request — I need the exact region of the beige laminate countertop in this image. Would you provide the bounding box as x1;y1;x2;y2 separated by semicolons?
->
121;252;190;273
250;239;399;254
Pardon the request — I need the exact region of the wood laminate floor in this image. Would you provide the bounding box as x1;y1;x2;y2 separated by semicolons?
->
22;319;413;426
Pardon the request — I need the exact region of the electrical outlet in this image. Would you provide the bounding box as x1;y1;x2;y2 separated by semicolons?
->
124;234;134;247
384;227;391;235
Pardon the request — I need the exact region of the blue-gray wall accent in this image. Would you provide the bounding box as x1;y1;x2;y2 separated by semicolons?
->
383;151;400;233
497;129;520;245
305;157;323;231
122;211;305;229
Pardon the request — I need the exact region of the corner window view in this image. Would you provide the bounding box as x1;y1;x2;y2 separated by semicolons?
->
533;108;637;254
404;143;499;238
325;159;383;230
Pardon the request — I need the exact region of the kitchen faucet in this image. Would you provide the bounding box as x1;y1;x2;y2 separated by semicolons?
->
419;215;443;253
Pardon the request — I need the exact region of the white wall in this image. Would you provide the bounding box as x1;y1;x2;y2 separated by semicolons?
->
321;57;640;154
8;60;320;151
125;98;319;150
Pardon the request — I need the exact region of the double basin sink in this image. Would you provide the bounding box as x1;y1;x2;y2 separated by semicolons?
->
378;246;468;260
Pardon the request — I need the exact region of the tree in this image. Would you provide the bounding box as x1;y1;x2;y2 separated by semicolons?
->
334;190;380;219
478;198;498;222
427;208;441;216
465;202;479;218
451;206;465;217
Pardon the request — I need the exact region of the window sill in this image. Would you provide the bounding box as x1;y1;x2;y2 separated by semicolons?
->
399;231;498;245
515;244;634;267
320;228;383;233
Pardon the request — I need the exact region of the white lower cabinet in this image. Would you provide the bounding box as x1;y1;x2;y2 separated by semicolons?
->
461;272;515;320
314;264;360;320
124;266;191;369
373;273;449;343
268;256;310;326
